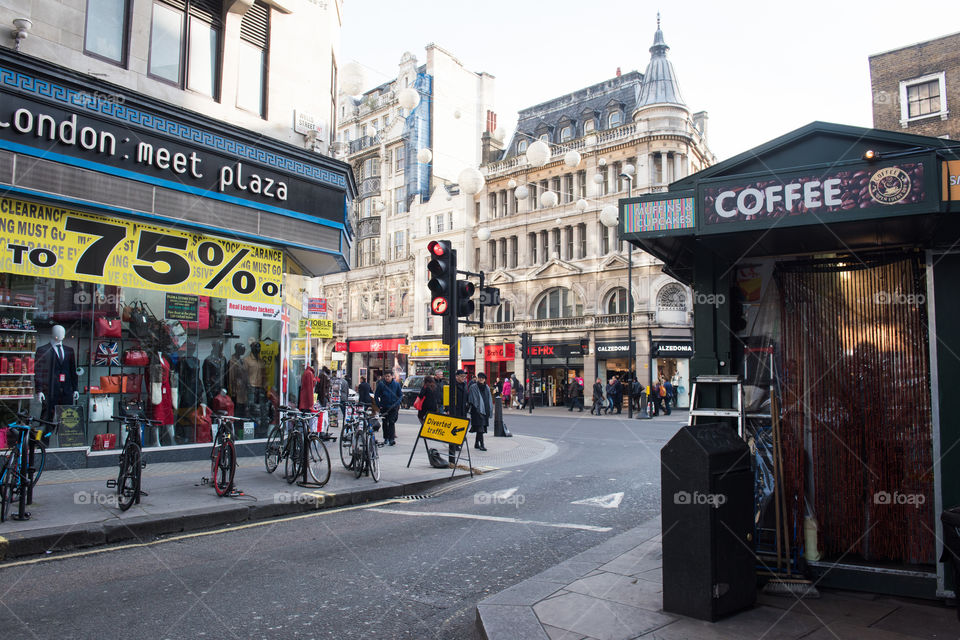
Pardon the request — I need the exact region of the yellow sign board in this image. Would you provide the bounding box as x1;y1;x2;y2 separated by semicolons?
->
418;412;469;446
290;340;307;357
397;344;411;355
410;340;449;358
944;160;960;201
0;196;283;304
298;318;333;338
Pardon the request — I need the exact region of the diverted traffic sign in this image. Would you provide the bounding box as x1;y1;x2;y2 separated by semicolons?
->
418;413;469;446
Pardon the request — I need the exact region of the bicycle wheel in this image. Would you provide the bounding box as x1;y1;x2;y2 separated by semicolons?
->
264;427;283;473
340;425;354;469
353;434;366;479
212;439;236;496
0;450;15;523
285;429;303;484
367;433;380;482
307;435;331;486
116;442;141;512
29;441;46;489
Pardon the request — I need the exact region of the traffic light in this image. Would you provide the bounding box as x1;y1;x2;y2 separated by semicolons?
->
520;332;529;357
456;279;475;317
427;240;453;315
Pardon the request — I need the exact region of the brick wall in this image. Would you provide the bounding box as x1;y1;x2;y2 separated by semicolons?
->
869;32;960;139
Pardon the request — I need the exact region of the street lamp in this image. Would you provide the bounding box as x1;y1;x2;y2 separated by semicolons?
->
603;163;636;418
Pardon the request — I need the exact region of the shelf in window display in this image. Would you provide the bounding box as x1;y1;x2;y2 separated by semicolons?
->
0;328;35;332
0;395;32;400
0;305;37;311
0;350;32;355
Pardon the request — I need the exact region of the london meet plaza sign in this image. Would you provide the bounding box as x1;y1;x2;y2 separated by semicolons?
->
0;91;345;222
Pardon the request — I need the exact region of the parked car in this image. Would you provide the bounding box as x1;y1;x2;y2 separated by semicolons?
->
400;375;427;409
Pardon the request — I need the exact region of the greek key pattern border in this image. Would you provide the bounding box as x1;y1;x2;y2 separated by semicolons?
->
0;66;346;190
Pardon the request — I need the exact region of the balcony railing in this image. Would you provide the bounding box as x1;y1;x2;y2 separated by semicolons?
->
525;316;586;331
479;311;661;333
349;134;382;155
356;216;380;239
359;176;381;198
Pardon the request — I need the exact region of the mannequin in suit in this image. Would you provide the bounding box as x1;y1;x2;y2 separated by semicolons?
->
35;324;79;422
202;340;227;405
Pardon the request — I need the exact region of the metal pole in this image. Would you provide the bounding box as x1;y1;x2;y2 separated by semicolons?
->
626;177;634;419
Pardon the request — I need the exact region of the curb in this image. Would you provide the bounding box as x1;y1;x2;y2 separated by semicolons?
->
0;473;471;561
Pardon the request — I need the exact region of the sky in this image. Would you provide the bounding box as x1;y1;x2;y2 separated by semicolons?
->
341;1;957;163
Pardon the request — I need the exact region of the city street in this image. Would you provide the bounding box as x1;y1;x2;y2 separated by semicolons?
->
0;409;687;639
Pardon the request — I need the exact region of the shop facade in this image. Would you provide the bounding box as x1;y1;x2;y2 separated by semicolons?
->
0;52;353;464
524;341;585;407
649;339;693;408
624;122;960;599
347;338;407;384
484;342;516;384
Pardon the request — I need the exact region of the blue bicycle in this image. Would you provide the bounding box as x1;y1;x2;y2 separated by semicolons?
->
0;412;58;522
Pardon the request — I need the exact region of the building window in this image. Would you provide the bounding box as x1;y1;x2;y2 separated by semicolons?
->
900;73;947;123
488;240;497;270
395;146;405;173
499;191;507;217
529;233;537;264
565;227;573;260
607;111;622;128
330;52;337;135
577;223;586;258
394;186;406;214
149;0;223;98
510;236;518;268
604;287;631;314
392;230;405;259
491;301;513;323
361;156;380;178
560;125;573;142
435;214;445;233
488;193;497;218
534;287;582;319
577;170;586;198
539;133;550;142
475;248;480;271
517;140;528;154
84;0;130;66
600;222;610;254
657;283;687;311
359;238;379;267
583;119;595;133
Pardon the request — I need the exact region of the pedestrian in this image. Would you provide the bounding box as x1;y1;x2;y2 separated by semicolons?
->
448;369;469;463
357;375;372;405
417;377;438;424
659;378;671;416
501;376;512;410
374;370;402;445
314;366;331;407
612;376;623;414
466;372;493;450
512;376;523;409
591;378;604;415
336;373;349;422
568;377;584;412
631;377;643;412
663;379;675;414
605;378;616;414
650;380;661;416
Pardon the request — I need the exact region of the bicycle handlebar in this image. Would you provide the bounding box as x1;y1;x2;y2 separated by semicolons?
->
112;415;162;425
16;412;58;428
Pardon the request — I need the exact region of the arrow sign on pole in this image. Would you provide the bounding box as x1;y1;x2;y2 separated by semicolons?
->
571;492;624;509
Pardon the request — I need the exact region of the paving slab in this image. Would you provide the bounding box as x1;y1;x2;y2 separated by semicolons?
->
533;591;676;640
565;571;663;611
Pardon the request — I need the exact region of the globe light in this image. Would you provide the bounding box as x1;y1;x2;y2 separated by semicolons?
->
598;158;607;166
507;179;517;189
555;217;563;225
458;167;485;195
576;198;588;212
622;163;636;176
563;150;581;168
477;228;491;241
398;87;420;111
417;148;433;164
593;173;604;184
515;184;529;200
600;205;619;228
492;127;507;142
525;140;551;167
540;191;558;208
453;109;461;119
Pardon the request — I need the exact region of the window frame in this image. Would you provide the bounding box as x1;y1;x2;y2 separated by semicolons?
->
607;110;623;128
534;287;583;320
583;118;595;133
83;0;131;67
604;287;632;315
899;72;948;125
517;140;528;154
559;125;573;142
147;0;223;99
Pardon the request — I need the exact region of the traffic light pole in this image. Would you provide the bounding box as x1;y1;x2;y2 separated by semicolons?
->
446;249;459;415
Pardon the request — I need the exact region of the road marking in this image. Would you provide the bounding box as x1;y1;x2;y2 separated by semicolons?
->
490;487;518;501
430;469;508;497
368;508;612;532
571;492;624;509
0;498;410;569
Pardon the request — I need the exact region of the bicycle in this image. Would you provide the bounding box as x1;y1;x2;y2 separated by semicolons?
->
350;406;382;482
339;402;366;470
265;408;330;486
210;412;245;496
106;413;159;511
0;413;58;522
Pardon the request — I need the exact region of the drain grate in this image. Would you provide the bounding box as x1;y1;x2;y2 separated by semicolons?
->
398;494;433;501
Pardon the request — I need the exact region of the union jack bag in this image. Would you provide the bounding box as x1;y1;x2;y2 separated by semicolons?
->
94;341;121;367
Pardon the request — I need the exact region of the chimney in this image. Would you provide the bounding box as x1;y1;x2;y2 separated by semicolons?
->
692;111;708;140
481;130;504;165
616;67;621;77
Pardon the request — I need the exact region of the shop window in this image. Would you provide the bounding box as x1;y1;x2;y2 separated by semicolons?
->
148;0;223;99
534;287;582;319
900;73;947;123
84;0;130;66
237;1;269;116
604;287;632;314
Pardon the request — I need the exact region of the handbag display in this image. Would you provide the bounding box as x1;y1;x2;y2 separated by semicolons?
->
94;341;121;367
127;301;158;342
122;348;150;367
95;317;122;338
210;392;234;416
122;373;143;395
92;433;117;450
88;395;115;422
119;398;145;419
99;375;122;394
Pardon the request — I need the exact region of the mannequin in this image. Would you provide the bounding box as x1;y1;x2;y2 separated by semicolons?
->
147;350;176;447
176;341;207;443
202;340;227;405
227;343;248;417
244;341;267;435
35;324;79;423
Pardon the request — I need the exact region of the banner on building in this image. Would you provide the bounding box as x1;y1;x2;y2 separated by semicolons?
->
0;197;283;304
944;160;960;201
298;318;333;338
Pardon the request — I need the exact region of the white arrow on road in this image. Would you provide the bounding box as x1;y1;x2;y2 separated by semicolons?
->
571;492;624;509
490;487;519;501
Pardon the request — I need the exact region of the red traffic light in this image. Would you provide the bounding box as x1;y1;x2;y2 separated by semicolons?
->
428;240;447;257
431;297;449;314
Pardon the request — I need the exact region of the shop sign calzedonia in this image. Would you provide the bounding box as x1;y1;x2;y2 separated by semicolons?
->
0;197;283;304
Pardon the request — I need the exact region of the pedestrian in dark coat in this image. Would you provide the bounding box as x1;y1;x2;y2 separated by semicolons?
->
591;379;604;415
374;370;402;445
417;377;438;423
466;372;493;450
357;376;372;405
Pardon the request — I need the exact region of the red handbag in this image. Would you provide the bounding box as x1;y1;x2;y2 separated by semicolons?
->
210;393;234;416
99;375;122;393
122;373;143;395
123;349;150;367
95;317;122;338
93;433;117;450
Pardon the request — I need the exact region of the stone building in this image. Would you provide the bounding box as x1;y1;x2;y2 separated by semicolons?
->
870;31;960;140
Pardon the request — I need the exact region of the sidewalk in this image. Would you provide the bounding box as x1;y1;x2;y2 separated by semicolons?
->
0;416;557;560
476;517;959;640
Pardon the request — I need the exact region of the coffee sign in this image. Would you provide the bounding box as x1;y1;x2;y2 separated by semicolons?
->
702;162;926;228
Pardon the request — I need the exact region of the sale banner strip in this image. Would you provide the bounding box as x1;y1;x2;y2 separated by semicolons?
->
0;196;283;304
418;413;469;446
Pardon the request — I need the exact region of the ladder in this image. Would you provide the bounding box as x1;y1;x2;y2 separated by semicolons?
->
687;375;771;437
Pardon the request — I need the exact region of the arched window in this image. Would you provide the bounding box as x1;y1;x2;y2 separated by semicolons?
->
534;287;583;319
517;140;528;154
657;283;687;311
559;125;573;142
607;111;622;128
539;133;550;142
604;287;632;314
583;119;595;133
489;300;513;323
